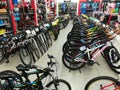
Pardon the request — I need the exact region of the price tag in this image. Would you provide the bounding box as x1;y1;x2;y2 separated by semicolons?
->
80;46;86;51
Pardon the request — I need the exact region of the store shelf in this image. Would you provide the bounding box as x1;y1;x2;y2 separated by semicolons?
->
0;17;9;20
0;12;7;14
0;23;10;27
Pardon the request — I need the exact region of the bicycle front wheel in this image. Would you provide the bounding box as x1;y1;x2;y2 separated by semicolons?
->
85;76;119;90
46;79;71;90
104;46;120;69
19;46;32;65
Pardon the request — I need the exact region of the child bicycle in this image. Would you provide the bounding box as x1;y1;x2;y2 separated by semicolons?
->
0;54;72;90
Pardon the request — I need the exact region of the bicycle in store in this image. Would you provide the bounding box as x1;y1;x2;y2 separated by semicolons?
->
62;14;120;73
0;54;72;90
84;76;120;90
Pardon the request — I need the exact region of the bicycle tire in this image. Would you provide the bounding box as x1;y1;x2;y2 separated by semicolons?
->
35;36;45;55
19;46;32;65
103;46;120;69
63;44;82;53
0;70;23;90
85;76;119;90
62;54;85;70
63;48;85;63
45;30;52;47
30;39;40;59
46;79;71;90
0;47;6;63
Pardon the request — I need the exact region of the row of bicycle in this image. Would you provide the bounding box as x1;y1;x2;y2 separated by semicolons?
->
0;14;70;65
62;14;120;74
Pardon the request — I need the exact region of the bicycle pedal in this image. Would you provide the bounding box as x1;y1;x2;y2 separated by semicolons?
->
5;60;9;63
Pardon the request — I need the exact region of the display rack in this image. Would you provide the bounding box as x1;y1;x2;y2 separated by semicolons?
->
0;0;16;34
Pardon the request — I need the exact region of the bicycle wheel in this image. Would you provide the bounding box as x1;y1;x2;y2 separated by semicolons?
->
19;46;32;65
45;30;52;47
0;47;5;63
0;70;23;90
62;54;85;70
85;76;119;90
103;46;120;69
63;48;85;64
30;38;40;59
46;79;71;90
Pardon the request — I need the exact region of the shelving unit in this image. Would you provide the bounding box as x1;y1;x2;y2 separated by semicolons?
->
0;0;18;34
45;0;56;20
78;0;101;15
17;0;39;29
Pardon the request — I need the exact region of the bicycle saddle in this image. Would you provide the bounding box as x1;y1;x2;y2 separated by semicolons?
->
0;74;15;79
16;64;29;71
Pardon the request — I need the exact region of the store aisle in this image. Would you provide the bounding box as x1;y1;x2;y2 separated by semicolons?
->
33;21;120;90
0;20;120;90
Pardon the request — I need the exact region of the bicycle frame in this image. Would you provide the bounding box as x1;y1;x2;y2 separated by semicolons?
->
100;83;120;90
74;44;108;63
14;71;52;89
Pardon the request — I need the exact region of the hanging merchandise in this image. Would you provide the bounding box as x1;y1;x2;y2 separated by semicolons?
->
59;1;77;17
12;0;18;5
61;3;67;14
78;0;101;15
45;0;56;20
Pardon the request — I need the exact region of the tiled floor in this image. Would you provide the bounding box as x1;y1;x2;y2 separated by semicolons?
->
0;21;120;90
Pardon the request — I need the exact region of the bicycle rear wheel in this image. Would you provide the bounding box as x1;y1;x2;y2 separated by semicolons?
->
85;76;119;90
46;79;71;90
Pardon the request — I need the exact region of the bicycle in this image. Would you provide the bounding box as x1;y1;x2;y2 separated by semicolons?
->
84;76;120;90
0;54;72;90
62;15;120;73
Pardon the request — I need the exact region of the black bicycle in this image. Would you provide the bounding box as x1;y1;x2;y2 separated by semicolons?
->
0;54;72;90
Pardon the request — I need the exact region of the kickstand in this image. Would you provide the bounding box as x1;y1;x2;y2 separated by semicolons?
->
5;59;9;63
95;62;100;66
69;69;71;72
78;69;81;73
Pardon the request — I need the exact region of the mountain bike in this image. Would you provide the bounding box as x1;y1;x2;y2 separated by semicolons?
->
0;54;72;90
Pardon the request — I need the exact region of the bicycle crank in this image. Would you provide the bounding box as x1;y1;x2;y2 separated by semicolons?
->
87;60;100;66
